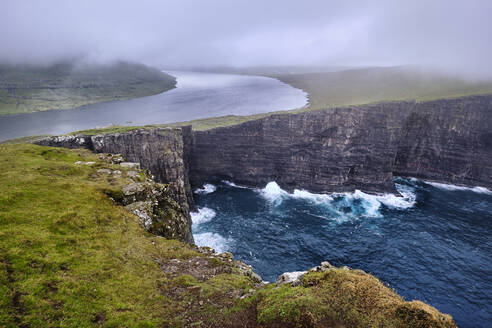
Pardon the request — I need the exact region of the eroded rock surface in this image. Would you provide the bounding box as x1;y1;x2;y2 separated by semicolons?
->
192;95;492;193
37;95;492;197
36;127;195;243
91;153;194;243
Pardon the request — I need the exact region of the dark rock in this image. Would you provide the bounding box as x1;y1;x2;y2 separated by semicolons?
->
191;95;492;192
36;127;194;243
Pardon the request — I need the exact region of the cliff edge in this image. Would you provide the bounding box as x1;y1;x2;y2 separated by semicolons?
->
191;95;492;193
0;143;457;327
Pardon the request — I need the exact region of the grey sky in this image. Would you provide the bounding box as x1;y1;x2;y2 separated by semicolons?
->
1;0;491;76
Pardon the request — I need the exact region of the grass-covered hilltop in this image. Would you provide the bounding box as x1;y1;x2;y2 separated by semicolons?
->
0;61;176;116
0;142;457;327
272;66;492;110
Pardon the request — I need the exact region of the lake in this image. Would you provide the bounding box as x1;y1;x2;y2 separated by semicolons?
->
0;70;307;141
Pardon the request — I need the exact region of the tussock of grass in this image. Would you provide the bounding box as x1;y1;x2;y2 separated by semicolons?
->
256;269;456;328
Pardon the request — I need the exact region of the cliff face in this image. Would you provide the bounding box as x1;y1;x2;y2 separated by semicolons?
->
393;96;492;186
191;102;408;193
36;95;492;239
36;127;194;243
0;142;457;327
191;95;492;192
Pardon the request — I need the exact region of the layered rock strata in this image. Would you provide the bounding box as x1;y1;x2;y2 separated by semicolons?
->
191;95;492;193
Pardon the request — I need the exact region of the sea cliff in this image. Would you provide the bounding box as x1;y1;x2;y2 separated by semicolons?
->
16;92;491;326
37;94;492;207
0;142;457;327
37;127;195;243
191;95;492;193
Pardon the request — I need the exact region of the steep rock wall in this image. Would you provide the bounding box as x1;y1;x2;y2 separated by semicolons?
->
393;96;492;186
191;103;408;193
191;95;492;192
36;127;194;243
35;94;492;244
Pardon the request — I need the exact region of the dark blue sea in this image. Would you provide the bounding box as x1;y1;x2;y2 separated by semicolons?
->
191;177;492;328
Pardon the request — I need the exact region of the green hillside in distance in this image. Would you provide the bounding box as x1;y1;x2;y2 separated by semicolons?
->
0;61;176;116
272;66;492;110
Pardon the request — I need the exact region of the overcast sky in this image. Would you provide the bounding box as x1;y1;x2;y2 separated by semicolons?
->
1;0;491;76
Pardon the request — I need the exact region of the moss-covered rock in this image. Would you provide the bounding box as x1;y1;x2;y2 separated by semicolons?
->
254;267;456;328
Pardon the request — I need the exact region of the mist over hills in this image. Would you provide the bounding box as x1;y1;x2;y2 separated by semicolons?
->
273;66;492;110
1;0;491;78
0;60;176;115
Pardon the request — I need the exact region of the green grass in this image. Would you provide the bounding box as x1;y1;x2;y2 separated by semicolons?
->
0;144;256;327
0;144;456;327
255;269;456;327
273;66;492;110
0;61;176;116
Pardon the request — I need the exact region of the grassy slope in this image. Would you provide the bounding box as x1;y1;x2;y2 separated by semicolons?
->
0;61;176;116
0;144;456;327
0;144;254;327
273;66;492;110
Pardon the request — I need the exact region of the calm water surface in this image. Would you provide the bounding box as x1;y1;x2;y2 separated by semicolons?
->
192;178;492;328
0;70;307;141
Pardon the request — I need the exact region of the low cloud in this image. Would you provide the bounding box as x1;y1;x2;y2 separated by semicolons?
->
1;0;491;77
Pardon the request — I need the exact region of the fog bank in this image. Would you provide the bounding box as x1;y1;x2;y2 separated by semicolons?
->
1;0;491;77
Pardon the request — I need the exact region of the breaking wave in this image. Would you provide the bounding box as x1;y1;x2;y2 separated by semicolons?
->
194;183;217;194
424;181;492;194
191;207;216;225
222;180;250;189
191;207;231;253
193;232;232;253
256;181;416;219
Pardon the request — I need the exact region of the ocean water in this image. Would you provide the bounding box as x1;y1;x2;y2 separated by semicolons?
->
191;178;492;328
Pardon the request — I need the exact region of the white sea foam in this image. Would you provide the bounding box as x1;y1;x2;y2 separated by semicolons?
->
193;232;231;253
255;181;417;218
194;183;217;194
343;190;383;217
222;180;250;189
190;207;216;225
374;183;416;209
425;181;492;194
258;181;289;204
291;188;334;204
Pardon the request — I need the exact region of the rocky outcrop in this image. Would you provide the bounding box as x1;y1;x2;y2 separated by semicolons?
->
270;261;457;328
93;154;194;242
191;95;492;192
36;127;195;243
